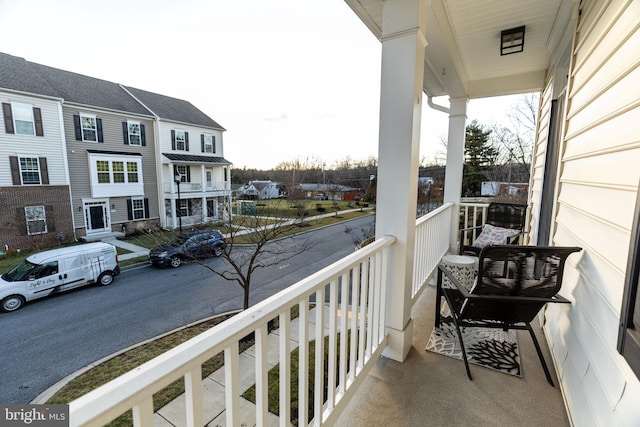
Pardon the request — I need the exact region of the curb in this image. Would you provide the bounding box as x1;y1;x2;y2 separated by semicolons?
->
31;310;243;404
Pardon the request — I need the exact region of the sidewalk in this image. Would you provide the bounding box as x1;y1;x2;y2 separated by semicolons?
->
154;306;330;427
102;237;149;261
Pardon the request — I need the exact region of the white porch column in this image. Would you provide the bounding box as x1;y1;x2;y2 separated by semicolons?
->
375;0;427;362
169;162;178;229
443;97;468;253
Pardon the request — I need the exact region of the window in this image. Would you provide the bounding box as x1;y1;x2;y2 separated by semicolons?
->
619;186;640;379
127;162;139;183
97;161;110;183
10;156;48;185
25;206;46;235
94;159;141;185
13;103;35;135
127;197;149;220
34;261;58;278
81;114;98;142
131;198;145;220
171;129;189;151
20;157;41;184
2;103;43;136
127;121;141;146
112;162;125;183
175;165;190;182
89;154;143;197
177;199;189;217
202;134;215;153
176;130;186;150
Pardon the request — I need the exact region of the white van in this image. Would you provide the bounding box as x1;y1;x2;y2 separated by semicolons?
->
0;242;120;312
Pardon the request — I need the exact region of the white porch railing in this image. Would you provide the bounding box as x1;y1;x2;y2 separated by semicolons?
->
163;181;230;193
69;236;395;427
412;202;454;299
459;202;490;248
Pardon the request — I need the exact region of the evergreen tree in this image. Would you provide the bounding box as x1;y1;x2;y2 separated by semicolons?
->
464;120;498;196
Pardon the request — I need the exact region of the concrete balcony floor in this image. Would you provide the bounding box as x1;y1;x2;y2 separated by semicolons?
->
336;283;570;427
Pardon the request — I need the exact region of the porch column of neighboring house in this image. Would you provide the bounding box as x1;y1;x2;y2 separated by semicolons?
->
169;163;178;229
200;164;208;219
443;98;468;253
375;0;427;362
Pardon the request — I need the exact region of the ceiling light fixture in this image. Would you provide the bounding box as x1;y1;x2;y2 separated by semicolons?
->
500;26;525;55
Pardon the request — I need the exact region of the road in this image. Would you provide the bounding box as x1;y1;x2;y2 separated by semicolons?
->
0;215;374;404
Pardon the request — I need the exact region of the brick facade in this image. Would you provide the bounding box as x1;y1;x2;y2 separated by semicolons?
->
0;185;74;250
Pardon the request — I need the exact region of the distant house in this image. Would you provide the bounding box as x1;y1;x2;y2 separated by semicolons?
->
294;183;360;201
240;180;284;200
481;181;529;197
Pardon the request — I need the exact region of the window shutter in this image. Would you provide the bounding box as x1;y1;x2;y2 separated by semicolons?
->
141;124;146;146
97;118;104;142
45;205;55;232
39;157;49;184
201;134;205;152
173;165;178;178
3;103;14;134
144;198;150;218
186;166;191;182
185;132;190;151
17;207;27;236
122;122;129;145
212;135;216;153
33;108;44;136
9;156;20;185
171;130;176;150
127;199;133;220
73;115;82;140
188;200;193;216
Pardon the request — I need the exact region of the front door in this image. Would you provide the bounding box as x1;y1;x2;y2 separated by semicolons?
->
84;201;110;234
206;168;213;189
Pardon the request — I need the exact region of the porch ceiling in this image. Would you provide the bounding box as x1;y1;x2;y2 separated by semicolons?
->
345;0;577;98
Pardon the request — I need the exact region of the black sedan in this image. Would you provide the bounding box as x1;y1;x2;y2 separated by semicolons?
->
149;230;226;268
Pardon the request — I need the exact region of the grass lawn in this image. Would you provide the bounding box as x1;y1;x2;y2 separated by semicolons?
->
0;251;32;274
46;306;303;426
47;313;245;426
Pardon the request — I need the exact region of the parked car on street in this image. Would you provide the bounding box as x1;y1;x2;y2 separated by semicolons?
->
148;230;226;268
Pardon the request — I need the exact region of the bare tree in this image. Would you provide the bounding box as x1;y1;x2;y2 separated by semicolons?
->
196;201;314;309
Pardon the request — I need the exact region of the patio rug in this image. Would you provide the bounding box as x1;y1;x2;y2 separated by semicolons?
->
425;300;521;377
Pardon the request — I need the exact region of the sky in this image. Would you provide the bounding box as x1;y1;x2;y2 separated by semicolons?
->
0;0;525;170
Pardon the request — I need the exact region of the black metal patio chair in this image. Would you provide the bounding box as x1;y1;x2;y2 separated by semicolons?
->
460;202;527;256
436;245;582;385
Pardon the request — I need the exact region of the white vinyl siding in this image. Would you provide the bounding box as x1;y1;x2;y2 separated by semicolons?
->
538;0;640;425
0;92;67;186
526;78;553;245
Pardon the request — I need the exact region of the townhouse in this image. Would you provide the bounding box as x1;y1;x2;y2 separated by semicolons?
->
27;61;160;239
0;53;74;249
0;53;231;247
124;86;231;229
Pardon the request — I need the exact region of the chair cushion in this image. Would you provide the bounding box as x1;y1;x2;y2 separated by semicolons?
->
472;224;521;248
